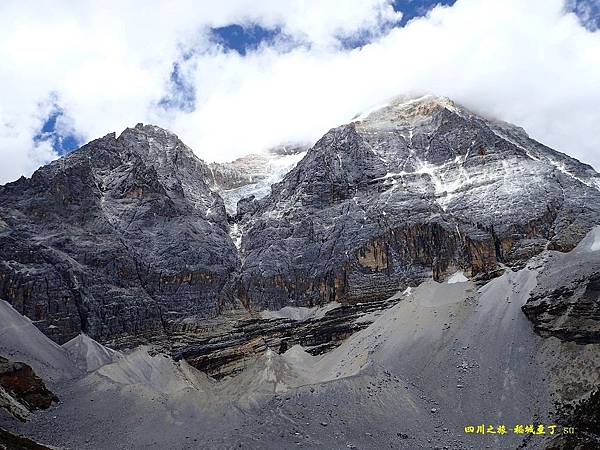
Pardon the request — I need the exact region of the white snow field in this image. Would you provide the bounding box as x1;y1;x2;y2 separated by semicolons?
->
218;150;307;215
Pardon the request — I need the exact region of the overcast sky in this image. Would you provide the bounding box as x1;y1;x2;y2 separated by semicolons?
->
0;0;599;184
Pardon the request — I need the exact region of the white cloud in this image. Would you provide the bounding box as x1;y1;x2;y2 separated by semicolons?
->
0;0;599;184
0;108;57;183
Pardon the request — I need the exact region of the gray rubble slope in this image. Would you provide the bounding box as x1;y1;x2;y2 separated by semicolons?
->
3;229;599;449
0;300;78;383
62;333;121;372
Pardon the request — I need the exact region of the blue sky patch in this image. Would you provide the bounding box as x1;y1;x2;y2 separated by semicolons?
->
338;1;456;49
339;30;387;49
158;61;196;112
210;24;282;55
393;0;457;26
208;3;460;53
566;0;600;31
34;106;81;156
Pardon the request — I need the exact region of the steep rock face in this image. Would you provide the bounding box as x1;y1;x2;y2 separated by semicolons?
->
172;296;397;379
237;96;600;310
523;227;600;343
2;97;599;347
0;124;239;343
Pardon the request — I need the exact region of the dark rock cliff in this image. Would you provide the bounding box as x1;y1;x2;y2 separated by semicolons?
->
1;97;599;348
0;124;239;343
235;96;600;311
522;228;600;343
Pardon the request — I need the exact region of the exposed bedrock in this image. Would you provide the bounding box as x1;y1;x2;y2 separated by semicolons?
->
172;296;398;379
0;124;239;344
0;357;58;421
236;97;600;311
0;96;599;349
523;228;600;344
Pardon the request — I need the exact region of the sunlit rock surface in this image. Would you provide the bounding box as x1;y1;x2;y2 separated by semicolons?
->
237;96;600;311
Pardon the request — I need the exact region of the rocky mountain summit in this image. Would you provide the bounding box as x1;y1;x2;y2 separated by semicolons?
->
1;96;599;352
236;95;600;311
0;95;599;449
0;124;239;344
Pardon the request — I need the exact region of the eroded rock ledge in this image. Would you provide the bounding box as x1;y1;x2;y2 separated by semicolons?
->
522;231;600;344
169;296;399;379
0;357;57;421
1;96;599;354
